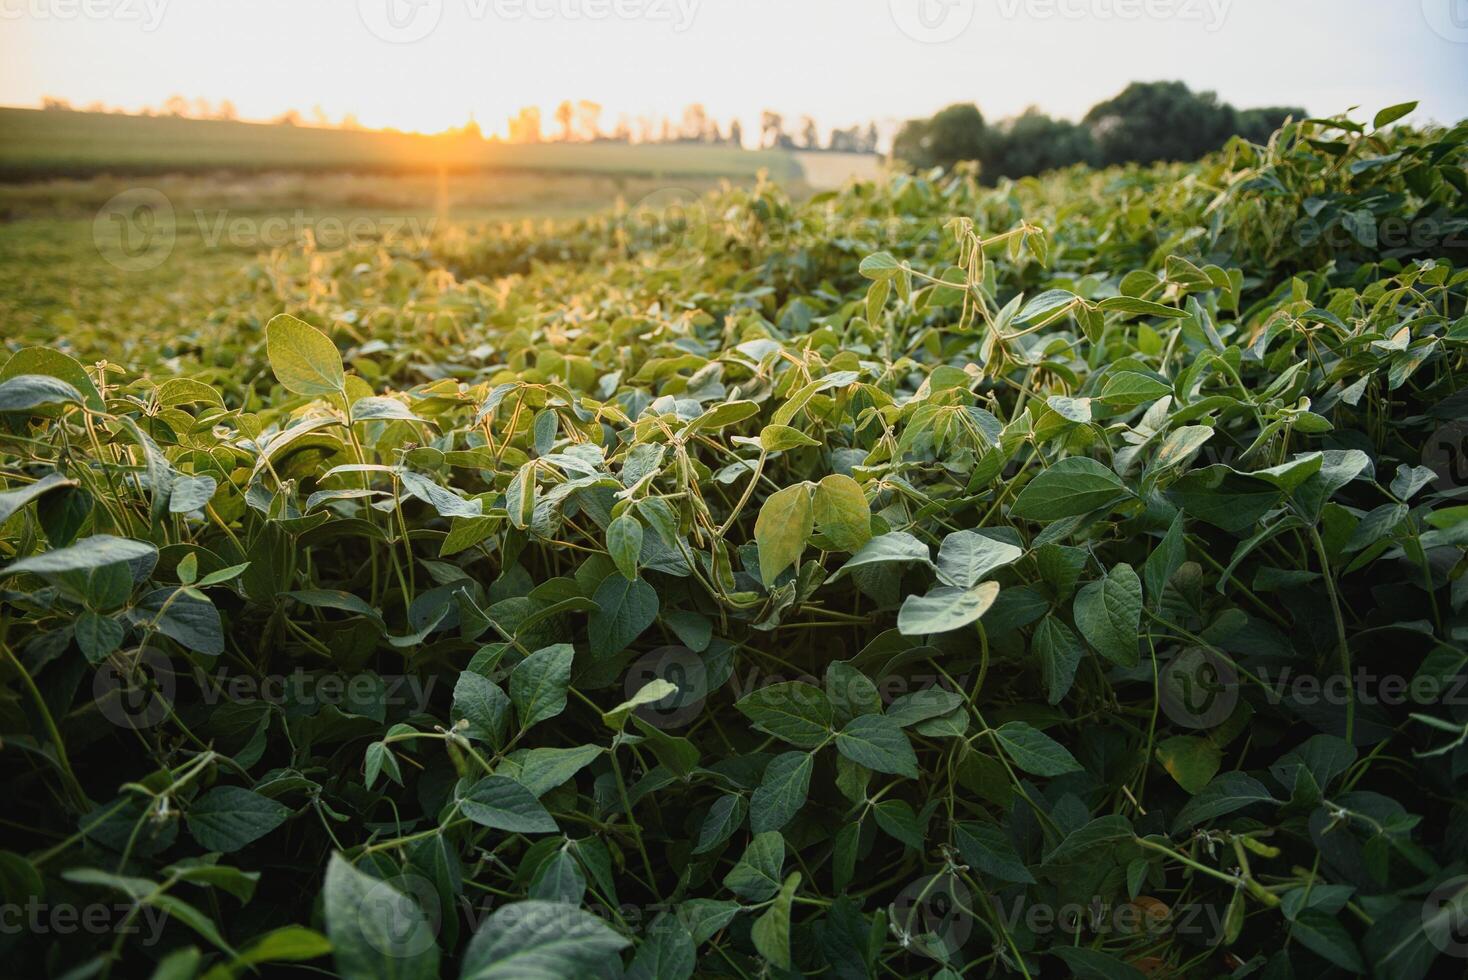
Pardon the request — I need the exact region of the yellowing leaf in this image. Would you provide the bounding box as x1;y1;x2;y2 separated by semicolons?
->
755;484;812;587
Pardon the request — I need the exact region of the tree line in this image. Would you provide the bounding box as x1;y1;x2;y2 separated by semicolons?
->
892;81;1305;179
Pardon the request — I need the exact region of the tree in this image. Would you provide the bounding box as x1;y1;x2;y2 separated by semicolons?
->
799;116;819;150
728;119;744;149
761;111;786;149
893;103;990;171
1083;81;1237;167
576;101;602;141
681;104;709;142
989;108;1098;180
862;123;880;154
554;101;575;141
508;106;542;143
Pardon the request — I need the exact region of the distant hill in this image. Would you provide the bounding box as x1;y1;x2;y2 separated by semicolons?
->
0;106;806;182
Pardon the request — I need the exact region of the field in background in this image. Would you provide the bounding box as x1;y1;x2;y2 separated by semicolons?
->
0;107;885;344
0;106;812;181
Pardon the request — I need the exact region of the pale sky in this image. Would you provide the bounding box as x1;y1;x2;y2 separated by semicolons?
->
2;0;1465;141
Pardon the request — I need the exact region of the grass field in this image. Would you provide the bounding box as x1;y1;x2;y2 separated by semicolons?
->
0;106;810;181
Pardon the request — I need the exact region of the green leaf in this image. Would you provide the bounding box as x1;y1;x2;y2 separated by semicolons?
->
510;644;574;730
751;872;799;969
992;721;1083;777
955;822;1034;884
935;530;1022;589
133;588;224;656
1034;614;1085;704
2;534;156;577
755;484;812;586
1050;946;1148;980
835;714;918;777
602;679;678;730
0;372;82;410
1011;458;1132;521
0;472;76;523
812;474;871;551
459;776;558;834
858;251;901;279
75;611;125;663
459;900;629;980
897;581;999;635
453;672;511;747
749;751;813;833
324;854;440;980
735;681;833;748
1291;910;1366;973
1072;563;1142;667
0;346;104;411
266;313;345;396
1172;772;1277;832
186;787;289;852
1372;101;1417;129
606;514;643;581
505;745;603;797
760;424;821;452
723;831;785;902
829;531;932;581
588;574;659;658
231;925;332;969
